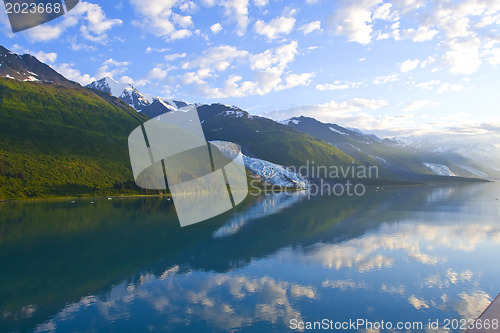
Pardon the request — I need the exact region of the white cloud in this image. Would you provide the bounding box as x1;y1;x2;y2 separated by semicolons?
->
373;74;399;85
330;0;395;45
412;26;439;42
285;73;313;88
81;2;123;35
373;3;397;21
299;21;321;35
250;41;298;70
146;47;169;53
415;79;440;90
96;58;130;79
179;41;307;98
399;59;420;72
420;56;436;68
130;0;193;41
403;100;439;112
210;23;223;34
146;67;169;80
253;0;268;6
267;98;389;125
25;2;122;43
221;0;250;36
254;16;296;40
443;38;482;74
316;81;363;90
34;51;58;63
53;63;95;85
25;24;66;42
185;45;249;76
164;53;187;61
11;45;57;63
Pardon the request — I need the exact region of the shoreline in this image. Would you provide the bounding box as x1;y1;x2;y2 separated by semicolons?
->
0;179;493;203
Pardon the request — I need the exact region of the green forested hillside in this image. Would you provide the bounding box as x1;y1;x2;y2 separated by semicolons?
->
0;78;149;199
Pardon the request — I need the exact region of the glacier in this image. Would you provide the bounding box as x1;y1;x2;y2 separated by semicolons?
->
210;141;309;189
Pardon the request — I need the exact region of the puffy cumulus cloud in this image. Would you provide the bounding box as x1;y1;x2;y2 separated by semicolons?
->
210;23;223;34
417;0;500;74
299;21;321;35
146;67;170;81
442;38;482;75
412;26;439;42
403;99;439;112
330;0;397;45
25;2;122;43
220;0;250;36
130;0;194;41
348;0;500;74
11;45;57;63
184;45;249;77
254;16;296;40
52;63;95;85
250;41;299;70
175;41;308;98
399;59;420;72
96;58;131;79
285;73;313;88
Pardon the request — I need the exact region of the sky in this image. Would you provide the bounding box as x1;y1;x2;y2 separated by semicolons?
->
1;0;500;145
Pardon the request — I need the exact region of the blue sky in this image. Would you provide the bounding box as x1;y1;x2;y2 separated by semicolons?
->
1;0;500;144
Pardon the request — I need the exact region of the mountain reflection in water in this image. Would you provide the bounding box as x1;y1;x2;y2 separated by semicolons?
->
1;182;499;332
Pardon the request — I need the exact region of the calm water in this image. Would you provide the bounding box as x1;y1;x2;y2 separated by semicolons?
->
1;183;500;332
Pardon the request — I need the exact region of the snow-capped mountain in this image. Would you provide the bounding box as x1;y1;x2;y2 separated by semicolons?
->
283;116;380;145
86;77;150;111
281;115;500;180
86;76;188;114
0;46;78;88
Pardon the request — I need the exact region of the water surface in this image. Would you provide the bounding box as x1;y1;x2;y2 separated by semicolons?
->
1;183;500;332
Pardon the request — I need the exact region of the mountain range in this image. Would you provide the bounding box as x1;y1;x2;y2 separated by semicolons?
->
0;45;497;199
85;76;500;182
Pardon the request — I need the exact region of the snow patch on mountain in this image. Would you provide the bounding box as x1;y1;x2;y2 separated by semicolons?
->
223;110;245;117
279;118;299;125
423;163;456;176
210;141;309;188
329;127;348;135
